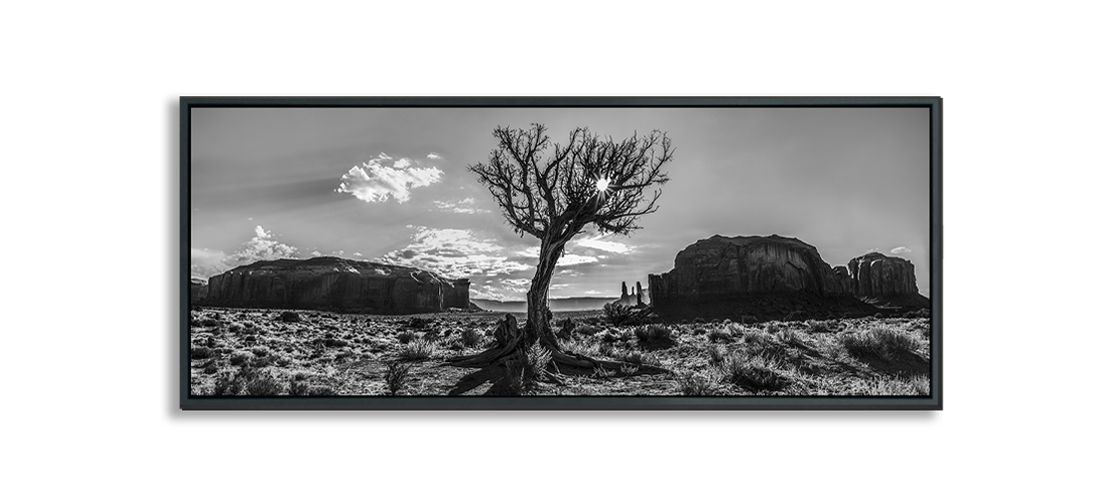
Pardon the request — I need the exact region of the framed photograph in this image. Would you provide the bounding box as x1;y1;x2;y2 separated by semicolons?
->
181;97;942;410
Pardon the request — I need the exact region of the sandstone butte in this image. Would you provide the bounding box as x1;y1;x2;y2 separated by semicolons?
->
648;235;925;319
198;256;470;314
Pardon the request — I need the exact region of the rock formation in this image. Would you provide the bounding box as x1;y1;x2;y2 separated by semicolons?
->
190;278;208;303
647;235;925;321
203;256;469;314
847;252;918;297
614;280;642;307
648;235;847;303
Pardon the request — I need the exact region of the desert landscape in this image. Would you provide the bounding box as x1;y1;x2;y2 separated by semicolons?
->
189;307;929;397
189;110;933;398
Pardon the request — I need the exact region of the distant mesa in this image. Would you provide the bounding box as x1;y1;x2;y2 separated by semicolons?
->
847;252;918;297
648;235;927;321
196;256;469;314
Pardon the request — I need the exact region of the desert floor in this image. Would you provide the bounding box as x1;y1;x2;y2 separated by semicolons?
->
188;308;931;397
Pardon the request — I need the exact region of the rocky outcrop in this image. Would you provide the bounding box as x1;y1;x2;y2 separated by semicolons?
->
648;235;847;303
847;252;918;297
647;235;926;321
190;278;208;303
203;256;469;314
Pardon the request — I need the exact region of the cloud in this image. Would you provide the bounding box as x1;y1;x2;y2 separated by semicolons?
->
382;226;531;279
575;234;634;254
190;226;299;278
352;252;363;257
890;246;912;254
432;197;491;214
517;247;599;267
427;153;442;159
336;152;443;203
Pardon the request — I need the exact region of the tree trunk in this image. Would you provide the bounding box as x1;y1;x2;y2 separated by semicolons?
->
444;232;670;383
525;239;563;349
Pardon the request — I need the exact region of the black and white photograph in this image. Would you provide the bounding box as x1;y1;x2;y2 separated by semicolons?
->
186;101;937;401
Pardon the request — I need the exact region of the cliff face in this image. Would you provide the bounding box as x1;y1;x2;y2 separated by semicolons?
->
847;252;918;297
204;256;469;314
190;278;208;303
648;235;847;303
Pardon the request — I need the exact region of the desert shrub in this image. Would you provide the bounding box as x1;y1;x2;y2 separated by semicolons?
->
860;375;930;396
397;331;419;344
559;339;599;356
212;372;243;395
678;372;717;396
634;324;675;349
806;319;840;333
459;328;483;347
841;327;919;360
398;340;435;361
742;329;773;345
200;318;219;328
292;371;311;381
575;323;599;336
707;327;734;343
407;317;430;329
287;377;310;396
251;354;276;368
722;354;791;392
600;329;627;345
707;345;728;367
524;344;552;379
501;360;526;396
617;363;639;376
250;346;269;357
603;303;635;326
229;352;253;366
245;374;284;395
191;346;215;360
555;318;577;340
279;311;301;323
307;385;336;396
384;361;412;396
776;328;807;346
202;360;219;375
321;337;347;348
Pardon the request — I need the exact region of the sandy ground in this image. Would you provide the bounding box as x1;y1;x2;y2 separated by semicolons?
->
188;307;931;397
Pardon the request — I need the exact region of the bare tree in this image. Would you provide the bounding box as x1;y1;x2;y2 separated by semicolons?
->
447;123;673;375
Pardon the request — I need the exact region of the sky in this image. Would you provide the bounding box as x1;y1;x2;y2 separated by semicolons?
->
191;107;930;300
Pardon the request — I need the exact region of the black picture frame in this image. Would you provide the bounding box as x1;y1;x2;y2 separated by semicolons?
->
180;96;942;410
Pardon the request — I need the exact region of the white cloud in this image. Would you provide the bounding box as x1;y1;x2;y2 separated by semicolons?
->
432;197;491;214
427;153;442;159
352;252;363;257
890;246;912;254
517;246;598;267
336;152;443;203
382;227;531;279
190;226;299;279
575;233;634;254
584;290;602;295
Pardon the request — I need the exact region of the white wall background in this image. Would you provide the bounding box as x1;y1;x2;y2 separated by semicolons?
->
2;1;1112;502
